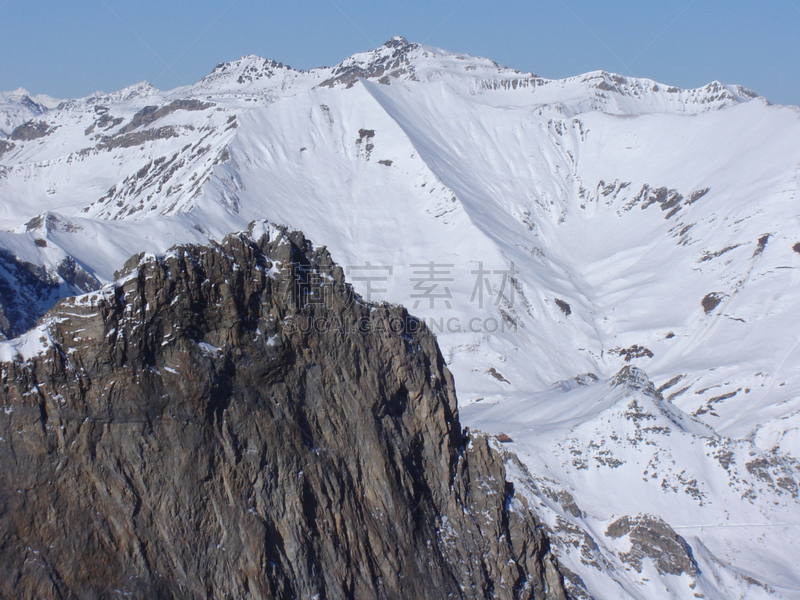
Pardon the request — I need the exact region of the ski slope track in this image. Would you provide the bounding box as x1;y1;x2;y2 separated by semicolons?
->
1;37;799;598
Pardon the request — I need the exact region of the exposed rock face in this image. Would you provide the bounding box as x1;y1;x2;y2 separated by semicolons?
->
605;514;698;576
611;365;662;399
0;139;14;158
117;99;215;135
0;224;568;600
10;120;54;141
0;247;99;340
319;37;419;88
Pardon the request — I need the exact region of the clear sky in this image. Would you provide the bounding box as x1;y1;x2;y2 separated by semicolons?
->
1;0;798;105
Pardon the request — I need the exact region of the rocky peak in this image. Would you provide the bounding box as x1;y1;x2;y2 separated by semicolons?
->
0;89;46;114
0;89;52;137
196;54;299;90
611;365;662;399
0;223;569;599
108;80;160;102
574;70;758;111
319;37;423;88
605;514;698;576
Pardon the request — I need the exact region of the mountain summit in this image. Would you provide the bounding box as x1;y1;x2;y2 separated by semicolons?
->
0;225;569;599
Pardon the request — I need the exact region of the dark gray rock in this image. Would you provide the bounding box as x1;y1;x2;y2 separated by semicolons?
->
98;126;180;150
118;100;215;135
0;140;14;158
605;514;698;576
10;120;55;141
610;365;661;400
319;37;419;88
701;292;724;314
0;225;568;600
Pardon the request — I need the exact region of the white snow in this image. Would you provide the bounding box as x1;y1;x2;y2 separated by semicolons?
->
0;321;55;363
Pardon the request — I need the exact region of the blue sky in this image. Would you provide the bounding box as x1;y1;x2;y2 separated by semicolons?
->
1;0;798;105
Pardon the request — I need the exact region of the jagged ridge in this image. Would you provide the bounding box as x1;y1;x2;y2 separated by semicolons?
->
0;224;569;600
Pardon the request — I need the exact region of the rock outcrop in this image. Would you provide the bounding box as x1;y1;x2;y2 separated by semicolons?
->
0;245;99;340
0;224;568;600
605;514;698;576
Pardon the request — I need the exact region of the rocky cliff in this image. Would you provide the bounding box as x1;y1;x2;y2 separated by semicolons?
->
0;223;568;600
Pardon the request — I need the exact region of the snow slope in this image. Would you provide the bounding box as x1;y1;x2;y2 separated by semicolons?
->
1;37;799;598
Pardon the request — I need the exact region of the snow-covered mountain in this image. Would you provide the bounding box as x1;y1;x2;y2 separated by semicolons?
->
1;37;799;598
